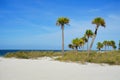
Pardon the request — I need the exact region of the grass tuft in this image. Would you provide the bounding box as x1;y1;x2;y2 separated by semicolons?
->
4;51;61;59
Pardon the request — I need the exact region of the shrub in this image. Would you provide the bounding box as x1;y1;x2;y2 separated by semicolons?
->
4;51;61;59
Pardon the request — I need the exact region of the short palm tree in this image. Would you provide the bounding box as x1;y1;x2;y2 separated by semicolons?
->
89;17;106;54
81;36;88;51
113;45;117;50
110;40;116;50
107;41;111;50
56;17;70;56
103;40;108;52
79;38;85;51
68;44;74;49
72;38;80;55
97;42;103;52
85;29;93;53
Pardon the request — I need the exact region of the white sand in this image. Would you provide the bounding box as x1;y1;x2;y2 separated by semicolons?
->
0;57;120;80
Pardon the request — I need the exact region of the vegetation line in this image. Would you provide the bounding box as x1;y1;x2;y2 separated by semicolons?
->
4;51;120;65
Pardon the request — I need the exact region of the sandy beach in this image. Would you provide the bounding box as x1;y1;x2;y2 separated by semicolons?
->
0;57;120;80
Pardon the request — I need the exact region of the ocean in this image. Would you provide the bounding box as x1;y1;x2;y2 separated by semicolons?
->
0;50;62;56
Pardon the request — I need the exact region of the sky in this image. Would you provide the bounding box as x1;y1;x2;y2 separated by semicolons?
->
0;0;120;50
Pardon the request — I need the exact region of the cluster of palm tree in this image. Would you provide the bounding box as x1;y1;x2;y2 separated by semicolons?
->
68;37;86;55
97;40;117;52
68;29;93;54
56;17;106;56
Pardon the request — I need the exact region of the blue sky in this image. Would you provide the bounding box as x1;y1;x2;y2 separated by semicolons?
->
0;0;120;50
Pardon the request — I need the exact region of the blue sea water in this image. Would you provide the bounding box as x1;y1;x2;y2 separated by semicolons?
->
0;50;62;56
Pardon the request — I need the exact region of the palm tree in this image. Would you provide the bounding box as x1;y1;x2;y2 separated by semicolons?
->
85;29;93;53
113;45;117;50
89;17;106;54
81;36;88;51
107;41;111;50
72;38;80;55
110;40;116;50
56;17;70;56
68;44;74;49
79;38;85;51
103;40;108;52
97;42;103;52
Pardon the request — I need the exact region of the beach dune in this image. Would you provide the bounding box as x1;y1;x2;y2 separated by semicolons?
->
0;57;120;80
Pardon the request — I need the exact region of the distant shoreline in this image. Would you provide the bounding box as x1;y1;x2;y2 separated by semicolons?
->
0;49;115;56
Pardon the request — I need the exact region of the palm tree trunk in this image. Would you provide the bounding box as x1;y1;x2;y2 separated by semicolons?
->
99;48;101;53
89;34;96;51
88;27;98;56
105;45;106;53
75;47;78;55
61;25;64;56
88;35;96;56
82;45;84;52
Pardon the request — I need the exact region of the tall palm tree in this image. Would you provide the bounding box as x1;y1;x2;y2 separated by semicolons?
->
85;29;93;53
89;17;106;54
56;17;70;56
103;40;108;52
72;38;80;55
97;42;103;52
